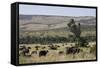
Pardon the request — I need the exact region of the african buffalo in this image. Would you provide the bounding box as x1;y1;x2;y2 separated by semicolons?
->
39;50;48;57
66;47;80;54
20;46;31;56
59;51;64;55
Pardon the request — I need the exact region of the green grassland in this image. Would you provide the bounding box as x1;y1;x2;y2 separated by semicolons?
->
19;24;96;64
19;42;96;64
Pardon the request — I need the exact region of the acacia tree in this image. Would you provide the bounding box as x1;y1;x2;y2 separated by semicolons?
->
67;19;88;47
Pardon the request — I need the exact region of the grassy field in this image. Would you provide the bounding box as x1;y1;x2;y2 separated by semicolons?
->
19;42;96;64
19;22;96;64
19;15;96;64
19;29;96;64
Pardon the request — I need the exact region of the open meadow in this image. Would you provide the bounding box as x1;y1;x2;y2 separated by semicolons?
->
19;15;96;64
19;42;96;64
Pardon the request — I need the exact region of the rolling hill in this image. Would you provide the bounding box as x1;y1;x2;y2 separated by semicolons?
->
19;15;96;31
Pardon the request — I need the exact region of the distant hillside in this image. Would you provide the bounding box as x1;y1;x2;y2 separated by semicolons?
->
19;15;96;31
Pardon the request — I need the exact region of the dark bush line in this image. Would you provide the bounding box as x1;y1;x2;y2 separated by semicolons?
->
19;35;96;44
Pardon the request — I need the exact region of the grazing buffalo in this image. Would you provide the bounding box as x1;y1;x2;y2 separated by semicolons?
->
42;46;46;49
35;46;40;50
57;46;60;47
20;46;31;56
39;50;48;57
27;47;31;49
23;47;31;55
48;44;58;50
66;47;80;54
49;46;57;50
59;51;64;55
19;46;26;51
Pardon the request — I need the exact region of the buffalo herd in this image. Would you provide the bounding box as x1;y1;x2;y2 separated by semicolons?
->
19;44;82;57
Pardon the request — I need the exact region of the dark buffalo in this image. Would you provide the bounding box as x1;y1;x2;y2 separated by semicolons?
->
20;47;31;56
59;51;64;55
48;45;58;50
49;47;57;50
42;46;46;49
66;47;80;54
39;50;48;57
35;46;40;50
27;47;31;49
19;46;26;51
